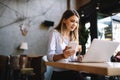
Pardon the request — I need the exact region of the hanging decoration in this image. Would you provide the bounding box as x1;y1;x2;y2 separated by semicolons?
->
20;23;30;36
19;1;30;36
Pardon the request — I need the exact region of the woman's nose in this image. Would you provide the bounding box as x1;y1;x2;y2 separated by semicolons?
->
73;22;77;26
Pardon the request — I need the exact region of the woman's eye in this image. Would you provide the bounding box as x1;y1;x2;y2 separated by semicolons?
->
70;20;75;23
70;20;78;24
76;21;78;24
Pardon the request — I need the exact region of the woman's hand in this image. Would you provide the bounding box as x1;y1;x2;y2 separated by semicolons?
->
63;46;75;59
77;45;82;52
77;55;84;62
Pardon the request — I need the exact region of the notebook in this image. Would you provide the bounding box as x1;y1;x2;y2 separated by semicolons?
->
81;39;120;63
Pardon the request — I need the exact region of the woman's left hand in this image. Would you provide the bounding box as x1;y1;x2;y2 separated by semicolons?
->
77;45;82;52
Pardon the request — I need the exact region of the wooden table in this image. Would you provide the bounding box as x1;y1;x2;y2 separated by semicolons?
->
45;61;120;76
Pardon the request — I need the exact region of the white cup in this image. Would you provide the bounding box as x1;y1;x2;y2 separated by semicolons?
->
67;42;78;51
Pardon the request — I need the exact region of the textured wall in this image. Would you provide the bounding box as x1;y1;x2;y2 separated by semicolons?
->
0;0;67;56
0;0;80;80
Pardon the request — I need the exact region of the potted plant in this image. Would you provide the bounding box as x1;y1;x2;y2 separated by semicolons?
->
79;24;89;55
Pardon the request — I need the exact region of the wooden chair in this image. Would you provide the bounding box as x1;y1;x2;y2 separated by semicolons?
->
9;55;21;80
10;55;46;80
10;55;34;80
28;55;46;80
0;55;9;80
19;55;46;80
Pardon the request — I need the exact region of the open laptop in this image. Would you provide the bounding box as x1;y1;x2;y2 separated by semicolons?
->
81;39;120;63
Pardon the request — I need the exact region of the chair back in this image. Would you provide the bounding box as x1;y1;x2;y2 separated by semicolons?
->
30;56;46;80
0;55;9;80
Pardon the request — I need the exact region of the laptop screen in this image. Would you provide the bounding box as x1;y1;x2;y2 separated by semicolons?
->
82;39;120;63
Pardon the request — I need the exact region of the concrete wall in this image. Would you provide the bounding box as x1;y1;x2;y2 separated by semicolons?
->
0;0;88;80
0;0;90;55
0;0;68;56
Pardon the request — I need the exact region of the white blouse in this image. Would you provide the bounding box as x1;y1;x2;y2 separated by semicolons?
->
47;29;77;63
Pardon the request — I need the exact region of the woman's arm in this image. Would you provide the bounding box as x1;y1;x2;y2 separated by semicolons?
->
53;46;75;61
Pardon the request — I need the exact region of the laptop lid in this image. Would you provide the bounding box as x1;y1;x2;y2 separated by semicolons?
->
82;39;120;63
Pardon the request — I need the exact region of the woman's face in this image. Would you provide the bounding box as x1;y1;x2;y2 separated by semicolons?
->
64;15;79;31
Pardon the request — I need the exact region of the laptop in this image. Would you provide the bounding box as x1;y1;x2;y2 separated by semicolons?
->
81;39;120;63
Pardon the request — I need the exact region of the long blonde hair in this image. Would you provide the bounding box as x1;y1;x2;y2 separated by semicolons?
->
55;9;80;43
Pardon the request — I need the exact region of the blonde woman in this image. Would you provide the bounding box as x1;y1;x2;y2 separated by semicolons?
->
47;9;84;80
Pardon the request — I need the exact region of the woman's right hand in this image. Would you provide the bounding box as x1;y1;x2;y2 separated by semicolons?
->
63;46;75;59
77;55;84;62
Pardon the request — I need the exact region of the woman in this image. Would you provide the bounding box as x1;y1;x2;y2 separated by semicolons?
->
47;9;84;80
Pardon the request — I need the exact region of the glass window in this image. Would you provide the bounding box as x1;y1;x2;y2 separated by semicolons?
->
97;12;120;42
